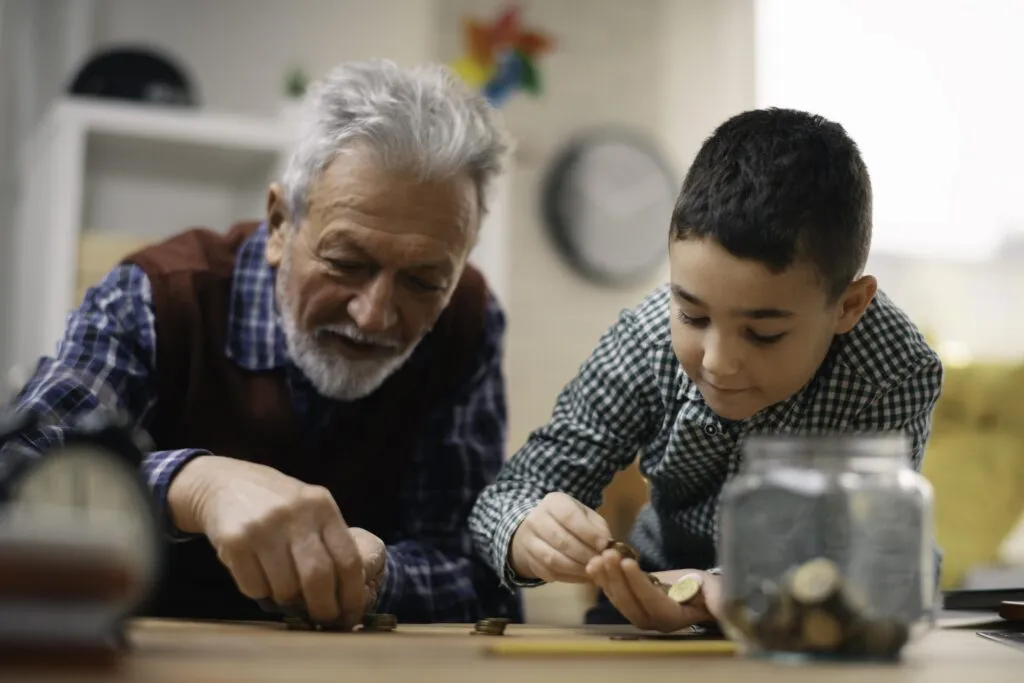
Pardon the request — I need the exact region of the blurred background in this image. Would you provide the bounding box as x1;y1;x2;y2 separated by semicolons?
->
1;0;1023;624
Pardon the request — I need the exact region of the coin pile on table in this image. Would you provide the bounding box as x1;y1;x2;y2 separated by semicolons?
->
361;614;398;632
472;618;509;636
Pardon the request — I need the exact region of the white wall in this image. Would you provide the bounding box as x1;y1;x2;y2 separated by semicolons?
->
91;0;439;116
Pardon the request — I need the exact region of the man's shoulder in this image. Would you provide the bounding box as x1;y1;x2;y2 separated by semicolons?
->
123;222;261;278
832;289;941;390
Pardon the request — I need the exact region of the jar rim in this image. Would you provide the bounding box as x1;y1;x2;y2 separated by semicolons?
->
741;432;912;459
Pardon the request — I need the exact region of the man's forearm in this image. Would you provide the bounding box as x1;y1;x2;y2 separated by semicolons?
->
143;449;211;538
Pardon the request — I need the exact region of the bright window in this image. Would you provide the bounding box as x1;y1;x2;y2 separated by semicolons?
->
754;0;1024;260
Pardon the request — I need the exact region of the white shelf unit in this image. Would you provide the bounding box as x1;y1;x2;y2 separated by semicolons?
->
10;96;297;382
9;95;511;385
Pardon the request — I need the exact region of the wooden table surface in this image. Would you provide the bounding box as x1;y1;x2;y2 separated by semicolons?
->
6;616;1022;683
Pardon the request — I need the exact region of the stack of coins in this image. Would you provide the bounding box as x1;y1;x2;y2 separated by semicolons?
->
361;613;398;632
723;557;910;658
471;618;509;636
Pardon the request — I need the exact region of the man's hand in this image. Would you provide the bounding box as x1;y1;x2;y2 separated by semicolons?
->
586;549;724;633
168;455;366;629
509;492;611;583
349;528;387;610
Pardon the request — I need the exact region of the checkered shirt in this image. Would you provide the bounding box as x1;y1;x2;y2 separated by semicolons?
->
0;224;520;623
469;284;944;587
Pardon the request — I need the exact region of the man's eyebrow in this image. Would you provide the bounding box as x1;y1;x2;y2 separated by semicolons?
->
670;284;795;319
317;232;372;259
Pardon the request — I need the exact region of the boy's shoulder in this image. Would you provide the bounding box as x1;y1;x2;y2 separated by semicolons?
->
626;284;673;341
832;289;941;390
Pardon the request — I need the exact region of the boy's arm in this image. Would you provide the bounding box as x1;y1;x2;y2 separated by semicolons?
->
849;354;944;469
468;306;665;588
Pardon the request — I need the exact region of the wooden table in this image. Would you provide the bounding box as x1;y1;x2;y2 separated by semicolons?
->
6;617;1022;682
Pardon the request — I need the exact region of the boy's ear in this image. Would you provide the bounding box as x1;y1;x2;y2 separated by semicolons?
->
833;275;878;334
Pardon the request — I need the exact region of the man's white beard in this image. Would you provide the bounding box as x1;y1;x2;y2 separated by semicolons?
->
276;253;417;401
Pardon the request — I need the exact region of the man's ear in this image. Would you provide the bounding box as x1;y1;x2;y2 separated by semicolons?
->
833;275;878;334
265;183;289;268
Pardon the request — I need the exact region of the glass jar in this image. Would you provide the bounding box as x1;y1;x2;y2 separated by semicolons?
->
716;433;936;661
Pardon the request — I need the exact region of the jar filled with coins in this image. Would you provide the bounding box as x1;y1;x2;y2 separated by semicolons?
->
716;433;936;661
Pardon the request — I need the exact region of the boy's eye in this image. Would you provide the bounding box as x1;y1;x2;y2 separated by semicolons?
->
747;330;786;345
677;311;709;327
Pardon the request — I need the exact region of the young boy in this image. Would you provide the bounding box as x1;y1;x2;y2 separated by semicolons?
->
467;108;943;632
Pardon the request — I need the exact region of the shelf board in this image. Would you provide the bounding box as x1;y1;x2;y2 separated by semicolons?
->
48;96;298;154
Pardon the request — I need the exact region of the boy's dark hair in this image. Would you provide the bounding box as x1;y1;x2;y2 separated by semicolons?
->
670;108;872;302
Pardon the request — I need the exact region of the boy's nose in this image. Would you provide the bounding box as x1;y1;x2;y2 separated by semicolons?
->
702;333;742;378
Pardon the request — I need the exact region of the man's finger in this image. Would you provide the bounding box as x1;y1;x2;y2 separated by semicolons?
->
291;534;340;623
220;547;271;600
321;518;366;629
256;538;302;606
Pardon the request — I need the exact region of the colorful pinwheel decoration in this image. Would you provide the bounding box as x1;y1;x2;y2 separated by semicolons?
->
450;3;555;108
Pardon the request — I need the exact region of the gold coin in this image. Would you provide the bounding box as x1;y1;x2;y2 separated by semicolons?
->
606;540;639;562
667;575;703;604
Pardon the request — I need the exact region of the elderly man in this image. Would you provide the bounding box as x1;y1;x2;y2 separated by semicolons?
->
0;60;519;629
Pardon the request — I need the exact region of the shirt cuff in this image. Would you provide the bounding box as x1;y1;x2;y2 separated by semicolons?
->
141;449;210;541
372;549;399;614
493;500;546;589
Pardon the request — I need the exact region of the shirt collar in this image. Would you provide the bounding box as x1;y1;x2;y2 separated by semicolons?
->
225;222;290;370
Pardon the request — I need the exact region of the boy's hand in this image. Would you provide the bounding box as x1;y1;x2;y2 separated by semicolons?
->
587;549;724;633
509;493;611;582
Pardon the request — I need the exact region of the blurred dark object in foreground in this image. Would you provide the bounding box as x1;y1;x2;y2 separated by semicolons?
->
0;409;161;671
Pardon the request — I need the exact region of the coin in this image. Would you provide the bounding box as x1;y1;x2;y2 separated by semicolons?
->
789;557;840;605
606;539;639;562
471;617;509;636
361;613;397;632
667;574;703;604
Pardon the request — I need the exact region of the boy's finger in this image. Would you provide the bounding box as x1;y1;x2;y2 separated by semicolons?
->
535;507;605;565
602;551;651;628
549;496;611;552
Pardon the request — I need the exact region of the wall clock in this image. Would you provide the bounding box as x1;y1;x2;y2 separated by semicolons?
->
542;129;678;285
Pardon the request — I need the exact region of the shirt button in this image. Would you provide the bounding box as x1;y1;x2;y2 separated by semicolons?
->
704;424;718;436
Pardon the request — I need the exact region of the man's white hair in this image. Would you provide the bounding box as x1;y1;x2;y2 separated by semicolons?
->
282;59;512;224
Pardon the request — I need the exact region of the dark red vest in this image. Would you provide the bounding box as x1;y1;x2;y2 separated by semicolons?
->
123;222;488;620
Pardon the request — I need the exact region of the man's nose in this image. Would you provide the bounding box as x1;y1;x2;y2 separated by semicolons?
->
702;331;742;377
347;275;397;333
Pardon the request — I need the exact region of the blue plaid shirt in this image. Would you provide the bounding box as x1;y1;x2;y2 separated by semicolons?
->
1;224;519;623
